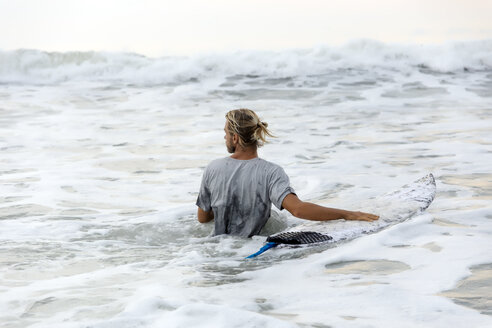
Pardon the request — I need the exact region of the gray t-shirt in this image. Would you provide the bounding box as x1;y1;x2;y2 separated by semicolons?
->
196;157;295;237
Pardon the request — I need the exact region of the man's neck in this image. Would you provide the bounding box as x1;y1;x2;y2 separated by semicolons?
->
230;146;258;160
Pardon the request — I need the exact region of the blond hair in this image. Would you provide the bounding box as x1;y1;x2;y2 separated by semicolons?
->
225;109;274;149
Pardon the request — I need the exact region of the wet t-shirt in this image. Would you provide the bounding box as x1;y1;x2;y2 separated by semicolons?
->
196;157;295;237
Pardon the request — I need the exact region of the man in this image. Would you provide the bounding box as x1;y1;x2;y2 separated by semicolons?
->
196;109;379;237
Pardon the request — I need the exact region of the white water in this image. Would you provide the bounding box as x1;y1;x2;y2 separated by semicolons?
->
1;40;492;327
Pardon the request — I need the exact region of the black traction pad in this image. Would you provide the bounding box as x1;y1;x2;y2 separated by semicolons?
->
266;231;333;245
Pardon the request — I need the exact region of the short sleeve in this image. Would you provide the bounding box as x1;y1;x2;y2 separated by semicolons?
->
196;168;212;212
268;166;295;210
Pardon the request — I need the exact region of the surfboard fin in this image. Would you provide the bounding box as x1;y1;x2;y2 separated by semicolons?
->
245;242;278;259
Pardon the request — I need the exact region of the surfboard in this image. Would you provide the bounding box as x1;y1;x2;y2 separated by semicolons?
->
246;173;436;258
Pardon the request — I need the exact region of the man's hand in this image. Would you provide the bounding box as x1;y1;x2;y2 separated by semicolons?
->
197;207;214;223
343;211;379;222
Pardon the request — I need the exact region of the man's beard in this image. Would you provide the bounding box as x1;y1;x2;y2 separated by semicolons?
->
226;138;236;153
226;143;235;153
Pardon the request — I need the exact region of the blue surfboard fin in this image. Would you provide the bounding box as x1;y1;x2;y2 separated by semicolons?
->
245;242;278;259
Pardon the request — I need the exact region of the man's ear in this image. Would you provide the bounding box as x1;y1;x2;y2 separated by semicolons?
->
232;133;239;145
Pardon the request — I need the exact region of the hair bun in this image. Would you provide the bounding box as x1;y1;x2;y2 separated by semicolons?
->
226;108;274;148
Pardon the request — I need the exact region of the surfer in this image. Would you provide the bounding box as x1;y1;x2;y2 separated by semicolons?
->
197;109;379;237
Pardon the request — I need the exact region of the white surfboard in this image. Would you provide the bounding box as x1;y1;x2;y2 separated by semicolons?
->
247;174;436;258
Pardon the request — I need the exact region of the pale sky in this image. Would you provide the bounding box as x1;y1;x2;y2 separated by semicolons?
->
1;0;491;56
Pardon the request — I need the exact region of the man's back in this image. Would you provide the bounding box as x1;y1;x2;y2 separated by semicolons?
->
196;157;294;237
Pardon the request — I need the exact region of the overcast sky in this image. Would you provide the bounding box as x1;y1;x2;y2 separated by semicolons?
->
1;0;491;56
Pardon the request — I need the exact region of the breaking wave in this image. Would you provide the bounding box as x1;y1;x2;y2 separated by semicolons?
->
1;39;492;85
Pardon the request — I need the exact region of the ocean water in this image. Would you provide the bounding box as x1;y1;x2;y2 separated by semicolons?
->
1;40;491;327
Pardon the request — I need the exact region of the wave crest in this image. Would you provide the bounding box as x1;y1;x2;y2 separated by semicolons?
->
1;39;491;85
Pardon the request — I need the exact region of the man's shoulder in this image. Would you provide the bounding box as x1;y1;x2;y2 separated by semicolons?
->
205;157;282;171
255;158;284;173
202;157;230;175
206;157;229;169
258;158;282;168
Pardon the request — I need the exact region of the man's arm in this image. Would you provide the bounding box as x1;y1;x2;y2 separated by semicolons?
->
197;207;214;223
282;194;379;222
